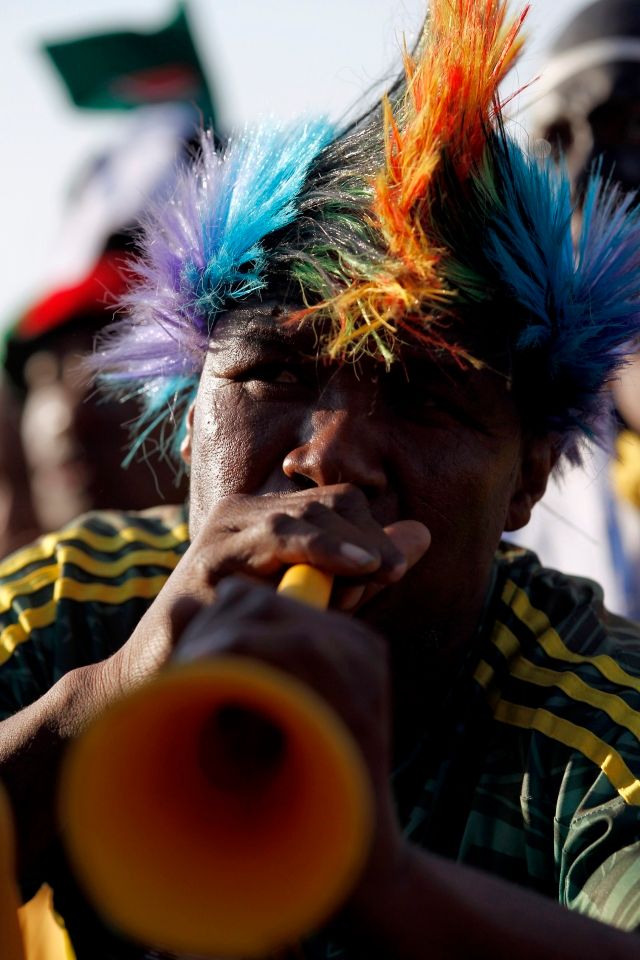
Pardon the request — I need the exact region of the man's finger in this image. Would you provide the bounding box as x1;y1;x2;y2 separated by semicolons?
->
334;520;430;611
382;520;431;579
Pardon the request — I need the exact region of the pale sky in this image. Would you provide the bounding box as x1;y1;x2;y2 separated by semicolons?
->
1;0;590;325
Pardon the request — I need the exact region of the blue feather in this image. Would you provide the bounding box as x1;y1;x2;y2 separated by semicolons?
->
481;136;640;460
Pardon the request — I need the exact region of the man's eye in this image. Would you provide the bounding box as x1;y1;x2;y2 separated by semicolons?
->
234;362;311;399
269;368;299;384
392;381;476;427
393;383;451;418
246;364;301;384
412;397;458;422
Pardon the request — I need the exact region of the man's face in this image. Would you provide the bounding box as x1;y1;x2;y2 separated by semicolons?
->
183;306;548;646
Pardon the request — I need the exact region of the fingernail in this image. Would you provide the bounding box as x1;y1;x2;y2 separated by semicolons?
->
340;543;378;566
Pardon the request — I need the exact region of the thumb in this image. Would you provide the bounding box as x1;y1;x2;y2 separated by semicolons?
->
384;520;431;575
335;520;430;612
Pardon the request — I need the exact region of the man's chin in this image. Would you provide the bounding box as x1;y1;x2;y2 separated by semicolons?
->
356;578;441;647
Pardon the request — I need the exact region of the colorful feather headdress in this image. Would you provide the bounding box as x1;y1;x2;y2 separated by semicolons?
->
94;0;640;466
93;122;335;462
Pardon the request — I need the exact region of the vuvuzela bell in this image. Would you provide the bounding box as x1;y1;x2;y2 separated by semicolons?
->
0;783;26;960
59;566;373;958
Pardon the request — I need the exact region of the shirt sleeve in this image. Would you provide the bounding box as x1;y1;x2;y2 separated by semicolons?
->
0;509;189;722
0;539;61;721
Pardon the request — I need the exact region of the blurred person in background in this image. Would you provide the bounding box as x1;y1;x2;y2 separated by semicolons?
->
536;0;640;197
507;0;640;619
3;239;187;535
0;4;216;551
0;373;40;558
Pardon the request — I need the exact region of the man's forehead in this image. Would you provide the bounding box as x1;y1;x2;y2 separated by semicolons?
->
210;305;313;351
209;305;511;393
210;302;508;383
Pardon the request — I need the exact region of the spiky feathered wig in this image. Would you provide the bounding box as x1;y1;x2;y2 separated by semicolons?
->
94;122;336;463
93;0;640;467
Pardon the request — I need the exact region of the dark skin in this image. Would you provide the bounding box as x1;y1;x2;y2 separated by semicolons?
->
0;304;637;958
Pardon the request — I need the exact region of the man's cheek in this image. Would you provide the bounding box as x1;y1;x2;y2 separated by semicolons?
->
192;418;293;503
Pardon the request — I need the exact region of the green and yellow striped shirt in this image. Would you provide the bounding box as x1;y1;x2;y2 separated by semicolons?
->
0;513;639;957
0;506;189;725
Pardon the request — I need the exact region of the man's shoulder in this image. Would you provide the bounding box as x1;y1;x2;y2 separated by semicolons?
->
490;542;640;688
494;541;640;656
0;504;190;585
0;506;191;719
480;544;640;806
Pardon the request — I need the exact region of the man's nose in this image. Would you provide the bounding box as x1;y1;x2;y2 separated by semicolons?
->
282;405;388;495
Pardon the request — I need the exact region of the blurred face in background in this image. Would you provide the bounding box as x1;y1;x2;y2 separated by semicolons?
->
21;327;96;529
0;375;39;555
19;320;185;531
587;95;640;193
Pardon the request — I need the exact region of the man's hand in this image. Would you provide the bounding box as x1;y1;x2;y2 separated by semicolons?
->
166;591;639;960
105;484;430;691
173;576;409;925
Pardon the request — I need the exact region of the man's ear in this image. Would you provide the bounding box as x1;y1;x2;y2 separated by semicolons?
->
180;402;196;467
504;434;559;532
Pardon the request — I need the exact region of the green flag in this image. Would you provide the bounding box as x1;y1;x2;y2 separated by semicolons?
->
43;4;216;125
